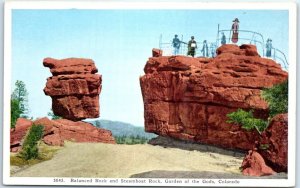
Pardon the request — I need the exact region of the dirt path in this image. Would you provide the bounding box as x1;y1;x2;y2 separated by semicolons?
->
12;142;243;178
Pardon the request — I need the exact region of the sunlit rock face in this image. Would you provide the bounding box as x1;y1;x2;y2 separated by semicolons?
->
10;117;115;152
140;44;288;151
43;58;102;121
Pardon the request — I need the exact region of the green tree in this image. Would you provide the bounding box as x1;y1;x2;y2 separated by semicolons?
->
227;109;268;134
11;99;22;128
262;80;288;117
11;80;29;128
19;124;44;160
227;80;288;134
47;109;61;120
11;80;29;118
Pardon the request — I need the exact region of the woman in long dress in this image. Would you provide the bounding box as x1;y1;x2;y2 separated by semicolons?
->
231;18;239;43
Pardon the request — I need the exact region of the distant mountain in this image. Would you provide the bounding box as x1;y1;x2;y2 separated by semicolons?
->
86;119;157;139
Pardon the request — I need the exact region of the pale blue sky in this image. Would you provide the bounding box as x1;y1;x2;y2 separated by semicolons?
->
12;9;288;126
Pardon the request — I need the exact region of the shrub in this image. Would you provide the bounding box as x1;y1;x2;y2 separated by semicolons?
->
262;80;288;117
11;142;61;168
19;124;44;160
21;145;39;160
226;109;267;134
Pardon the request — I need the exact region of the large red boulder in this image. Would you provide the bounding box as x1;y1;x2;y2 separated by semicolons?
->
43;58;101;121
10;117;115;152
241;150;275;176
259;114;288;172
140;44;288;151
10;118;33;152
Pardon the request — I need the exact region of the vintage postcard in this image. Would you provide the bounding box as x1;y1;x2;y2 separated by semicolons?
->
3;0;297;187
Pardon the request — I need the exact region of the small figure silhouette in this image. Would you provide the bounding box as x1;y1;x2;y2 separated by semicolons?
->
201;40;209;57
221;32;226;45
187;36;197;57
210;43;216;58
266;38;273;57
231;18;239;43
172;34;181;55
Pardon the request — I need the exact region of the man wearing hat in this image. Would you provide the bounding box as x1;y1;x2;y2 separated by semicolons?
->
266;38;273;57
187;36;197;57
231;18;239;43
172;34;181;55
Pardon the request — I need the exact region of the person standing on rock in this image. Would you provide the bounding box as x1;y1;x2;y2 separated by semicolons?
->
210;43;216;57
201;40;209;57
172;34;181;55
266;38;273;57
187;36;197;57
231;18;239;43
221;32;226;45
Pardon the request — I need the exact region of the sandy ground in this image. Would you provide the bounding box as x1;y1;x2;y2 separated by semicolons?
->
12;142;243;178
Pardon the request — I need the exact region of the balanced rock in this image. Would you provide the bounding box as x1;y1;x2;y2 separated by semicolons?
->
140;44;288;151
259;113;288;172
43;58;101;121
10;117;115;152
241;150;275;176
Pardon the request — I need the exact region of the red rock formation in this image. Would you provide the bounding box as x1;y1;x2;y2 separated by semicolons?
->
10;118;33;152
140;44;288;151
241;150;275;176
259;113;288;172
10;117;115;152
43;58;101;121
152;48;163;57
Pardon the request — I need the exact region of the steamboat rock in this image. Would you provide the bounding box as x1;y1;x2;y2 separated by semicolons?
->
140;44;288;151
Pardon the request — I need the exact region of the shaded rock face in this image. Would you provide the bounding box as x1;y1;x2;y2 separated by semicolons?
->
140;44;288;151
10;117;115;152
259;114;288;172
43;58;101;121
241;150;275;176
152;48;163;57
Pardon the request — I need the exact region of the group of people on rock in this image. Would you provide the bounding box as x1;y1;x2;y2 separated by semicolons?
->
172;18;240;57
171;17;274;58
172;35;211;57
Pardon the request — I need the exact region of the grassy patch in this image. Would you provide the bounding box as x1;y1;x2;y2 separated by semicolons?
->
10;142;61;168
